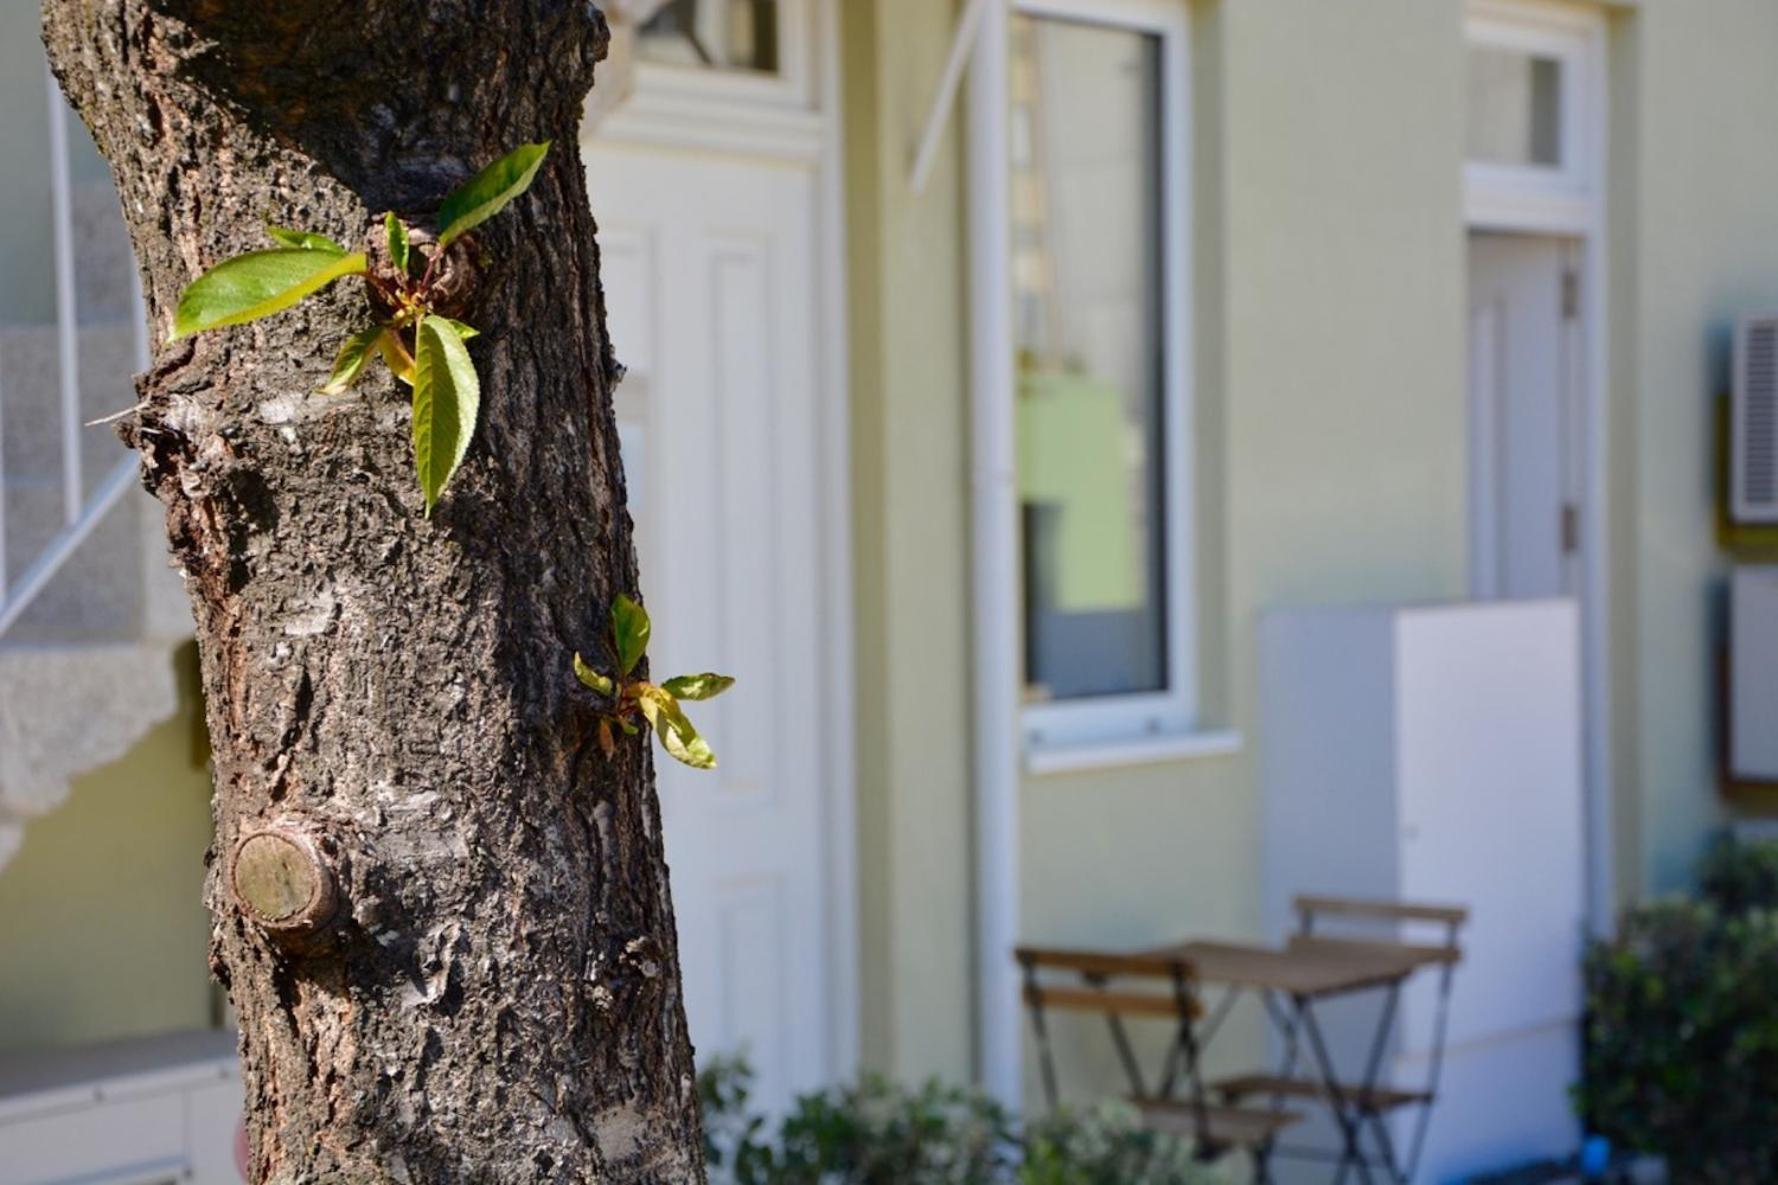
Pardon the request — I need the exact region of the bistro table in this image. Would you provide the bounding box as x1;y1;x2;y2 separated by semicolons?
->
1016;896;1466;1185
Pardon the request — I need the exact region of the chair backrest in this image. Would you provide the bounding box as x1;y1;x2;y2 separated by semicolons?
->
1290;894;1468;965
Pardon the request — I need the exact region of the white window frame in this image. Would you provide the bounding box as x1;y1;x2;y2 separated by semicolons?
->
603;0;825;164
987;0;1198;758
1464;0;1601;231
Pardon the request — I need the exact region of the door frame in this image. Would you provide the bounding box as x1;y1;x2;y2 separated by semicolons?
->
583;0;860;1081
1464;0;1613;934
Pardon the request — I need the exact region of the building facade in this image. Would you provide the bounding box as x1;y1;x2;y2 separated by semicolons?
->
3;0;1776;1180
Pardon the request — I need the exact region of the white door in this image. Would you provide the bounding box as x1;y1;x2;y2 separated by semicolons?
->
585;139;832;1109
1466;232;1581;600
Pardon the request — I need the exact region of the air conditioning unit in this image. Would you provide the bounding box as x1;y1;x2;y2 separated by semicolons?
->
1732;567;1778;782
1733;313;1778;523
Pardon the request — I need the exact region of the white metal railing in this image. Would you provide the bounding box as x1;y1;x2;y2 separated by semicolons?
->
0;69;145;638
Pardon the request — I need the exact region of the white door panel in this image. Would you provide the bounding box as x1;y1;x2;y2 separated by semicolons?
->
1395;604;1585;1048
585;144;829;1112
1466;233;1578;600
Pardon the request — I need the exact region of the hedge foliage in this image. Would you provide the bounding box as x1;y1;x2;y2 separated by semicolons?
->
1577;837;1778;1184
698;1057;1222;1185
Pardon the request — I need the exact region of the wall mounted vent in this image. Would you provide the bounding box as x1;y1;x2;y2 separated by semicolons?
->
1734;313;1778;523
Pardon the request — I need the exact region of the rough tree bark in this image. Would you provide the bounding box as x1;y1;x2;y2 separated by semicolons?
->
41;3;707;1181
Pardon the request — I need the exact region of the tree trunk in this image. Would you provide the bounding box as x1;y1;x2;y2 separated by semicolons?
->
40;3;707;1181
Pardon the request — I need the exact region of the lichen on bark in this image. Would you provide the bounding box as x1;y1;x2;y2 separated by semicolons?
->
40;2;708;1181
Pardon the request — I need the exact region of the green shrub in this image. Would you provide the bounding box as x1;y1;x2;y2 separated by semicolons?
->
1577;895;1778;1184
698;1057;1222;1185
1018;1107;1211;1185
1698;834;1778;916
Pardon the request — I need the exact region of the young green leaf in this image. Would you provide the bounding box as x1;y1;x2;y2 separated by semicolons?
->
659;719;715;769
265;225;346;253
436;142;551;248
321;324;389;395
637;686;717;770
661;673;735;702
385;212;411;274
379;331;415;386
611;594;652;677
172;248;368;339
441;318;479;341
573;652;615;696
411;314;481;515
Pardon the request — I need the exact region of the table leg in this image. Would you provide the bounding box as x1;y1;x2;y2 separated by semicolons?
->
1365;1102;1407;1185
1104;1011;1148;1098
1294;995;1376;1185
1355;983;1408;1185
1262;989;1303;1117
1020;962;1062;1112
1253;1141;1278;1185
1168;965;1216;1157
1162;985;1238;1101
1157;1021;1184;1099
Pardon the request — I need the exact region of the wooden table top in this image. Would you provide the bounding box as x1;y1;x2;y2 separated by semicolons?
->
1018;933;1458;999
1132;938;1434;997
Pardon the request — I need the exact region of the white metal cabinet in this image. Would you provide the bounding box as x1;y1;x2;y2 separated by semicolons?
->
1259;600;1585;1183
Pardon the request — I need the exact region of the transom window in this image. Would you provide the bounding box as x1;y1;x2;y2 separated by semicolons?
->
1466;45;1562;168
1000;0;1195;752
639;0;780;75
1463;3;1598;212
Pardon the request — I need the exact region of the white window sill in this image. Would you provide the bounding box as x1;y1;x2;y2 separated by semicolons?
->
1024;729;1243;777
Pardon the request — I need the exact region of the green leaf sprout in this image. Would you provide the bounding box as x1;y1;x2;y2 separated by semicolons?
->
573;594;733;770
172;247;369;338
435;142;550;248
168;142;553;513
385;211;411;275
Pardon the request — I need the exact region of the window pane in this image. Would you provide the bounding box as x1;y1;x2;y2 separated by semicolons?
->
638;0;779;75
1011;15;1168;702
1466;46;1562;167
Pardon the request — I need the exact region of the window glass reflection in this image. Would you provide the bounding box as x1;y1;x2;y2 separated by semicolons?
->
1011;14;1169;702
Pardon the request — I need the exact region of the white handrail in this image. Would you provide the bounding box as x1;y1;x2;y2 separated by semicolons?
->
47;66;83;528
0;76;150;639
0;457;137;638
0;353;7;604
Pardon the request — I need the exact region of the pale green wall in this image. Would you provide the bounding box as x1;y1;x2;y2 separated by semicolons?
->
0;646;215;1053
1607;0;1778;894
843;0;977;1084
